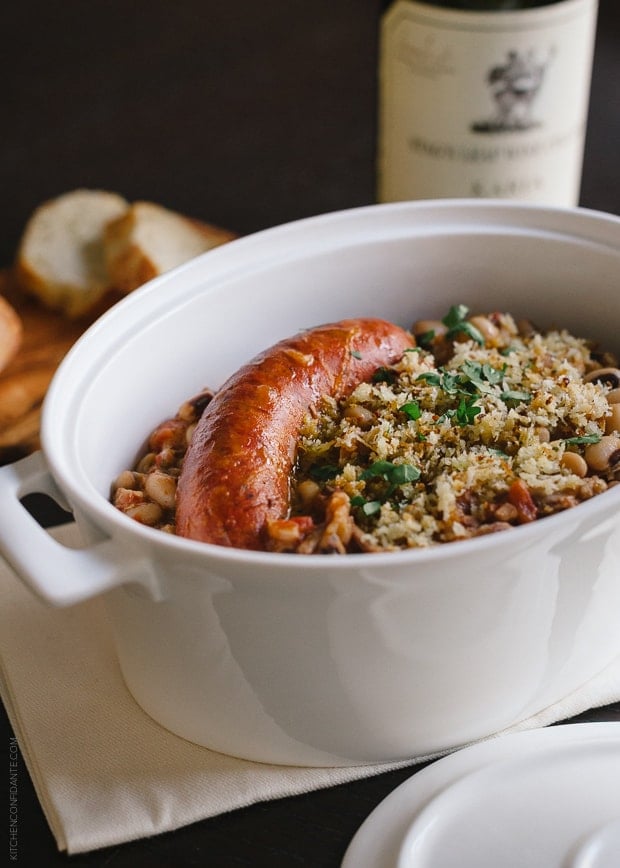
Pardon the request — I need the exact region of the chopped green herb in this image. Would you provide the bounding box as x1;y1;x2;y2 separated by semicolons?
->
360;461;420;485
452;320;485;345
350;496;383;516
416;369;463;394
563;434;602;445
350;350;363;360
459;360;505;395
389;464;420;484
417;330;436;348
362;500;382;516
361;460;398;481
455;396;482;426
439;371;461;395
309;464;340;481
416;372;442;387
438;395;481;427
442;304;484;345
442;304;470;329
401;401;421;420
360;460;421;499
500;390;532;403
417;364;502;398
482;363;505;384
372;366;397;384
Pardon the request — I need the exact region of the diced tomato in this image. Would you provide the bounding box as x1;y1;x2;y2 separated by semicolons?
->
507;479;537;523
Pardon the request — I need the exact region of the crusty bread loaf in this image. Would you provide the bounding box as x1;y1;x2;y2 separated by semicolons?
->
0;294;23;373
15;189;130;317
104;200;237;294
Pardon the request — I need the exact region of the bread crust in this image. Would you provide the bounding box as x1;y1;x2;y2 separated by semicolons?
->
104;202;237;294
14;189;130;317
0;294;23;374
176;318;414;549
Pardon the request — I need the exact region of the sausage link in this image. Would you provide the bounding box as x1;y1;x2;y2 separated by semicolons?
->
176;318;414;549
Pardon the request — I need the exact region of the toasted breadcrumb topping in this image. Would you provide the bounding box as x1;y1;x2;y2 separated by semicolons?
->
283;308;614;552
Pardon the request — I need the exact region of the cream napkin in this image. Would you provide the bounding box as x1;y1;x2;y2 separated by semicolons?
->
1;524;620;855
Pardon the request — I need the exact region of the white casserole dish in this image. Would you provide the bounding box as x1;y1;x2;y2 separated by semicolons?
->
1;200;620;766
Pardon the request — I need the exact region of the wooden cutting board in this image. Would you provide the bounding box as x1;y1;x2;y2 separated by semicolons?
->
0;268;122;464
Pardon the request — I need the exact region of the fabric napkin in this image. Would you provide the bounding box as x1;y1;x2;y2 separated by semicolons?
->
1;524;620;855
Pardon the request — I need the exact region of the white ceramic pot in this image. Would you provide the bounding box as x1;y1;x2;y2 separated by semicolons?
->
1;200;620;766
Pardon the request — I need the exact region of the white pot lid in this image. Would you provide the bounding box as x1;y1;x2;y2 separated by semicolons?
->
342;722;620;868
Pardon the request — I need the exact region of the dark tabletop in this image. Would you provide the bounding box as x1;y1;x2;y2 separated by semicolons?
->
2;2;620;865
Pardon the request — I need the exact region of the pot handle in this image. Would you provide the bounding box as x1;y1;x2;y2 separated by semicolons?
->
0;451;157;607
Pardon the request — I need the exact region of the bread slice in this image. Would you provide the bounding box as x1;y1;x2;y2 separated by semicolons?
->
0;294;23;373
104;201;237;294
15;189;130;317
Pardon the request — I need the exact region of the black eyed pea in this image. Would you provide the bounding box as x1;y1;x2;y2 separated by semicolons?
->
607;388;620;405
468;315;499;343
605;404;620;434
296;479;321;508
344;404;375;428
411;319;447;339
144;471;177;511
517;319;536;337
560;451;588;478
126;502;163;526
113;470;139;491
584;435;620;472
584;368;620;389
136;452;156;473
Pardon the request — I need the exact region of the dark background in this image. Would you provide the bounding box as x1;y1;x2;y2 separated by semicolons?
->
3;0;619;266
2;2;619;865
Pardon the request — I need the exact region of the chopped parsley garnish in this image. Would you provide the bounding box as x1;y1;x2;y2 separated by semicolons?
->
439;396;482;427
361;460;420;485
459;360;505;394
417;329;436;348
442;304;484;346
414;361;507;426
455;396;482;426
357;460;421;504
500;389;532;403
350;496;383;516
309;464;340;481
350;350;363;360
438;371;461;395
415;370;461;395
563;434;602;445
372;366;397;384
401;401;421;420
416;371;442;388
417;362;505;399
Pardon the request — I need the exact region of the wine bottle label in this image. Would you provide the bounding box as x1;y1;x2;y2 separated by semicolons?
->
378;0;598;205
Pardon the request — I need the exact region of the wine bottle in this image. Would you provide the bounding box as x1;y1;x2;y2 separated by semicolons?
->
377;0;599;205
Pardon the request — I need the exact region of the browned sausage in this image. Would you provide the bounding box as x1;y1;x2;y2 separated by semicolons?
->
176;318;414;549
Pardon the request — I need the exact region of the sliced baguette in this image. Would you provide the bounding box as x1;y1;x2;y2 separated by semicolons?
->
104;201;237;294
15;189;130;317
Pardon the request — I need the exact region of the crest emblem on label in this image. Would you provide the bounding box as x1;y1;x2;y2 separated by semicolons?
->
472;48;553;133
